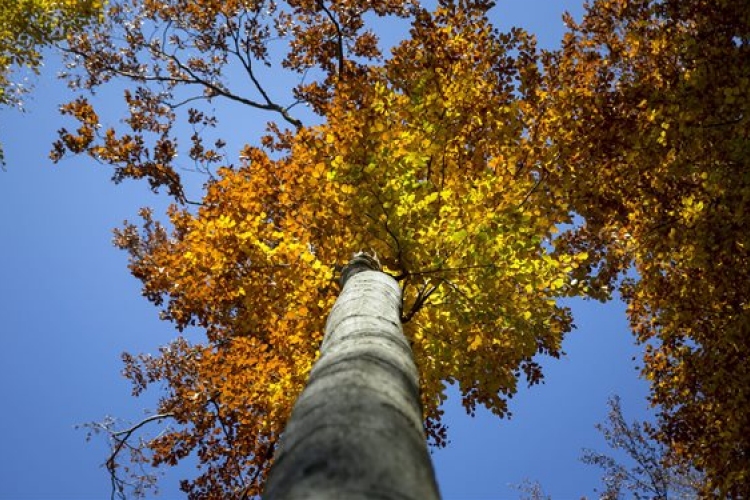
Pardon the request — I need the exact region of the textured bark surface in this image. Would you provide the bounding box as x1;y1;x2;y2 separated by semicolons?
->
263;259;440;500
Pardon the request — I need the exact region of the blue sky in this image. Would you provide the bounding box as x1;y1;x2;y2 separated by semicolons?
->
0;1;653;498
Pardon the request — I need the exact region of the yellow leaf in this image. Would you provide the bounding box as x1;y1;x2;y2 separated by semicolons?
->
468;335;483;351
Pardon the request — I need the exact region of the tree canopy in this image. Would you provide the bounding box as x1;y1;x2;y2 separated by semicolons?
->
50;0;750;497
535;0;750;494
69;1;591;496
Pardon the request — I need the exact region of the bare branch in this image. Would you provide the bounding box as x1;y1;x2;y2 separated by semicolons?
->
93;413;176;500
581;396;704;499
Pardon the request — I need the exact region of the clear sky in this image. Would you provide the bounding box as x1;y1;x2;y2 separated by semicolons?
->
0;1;654;499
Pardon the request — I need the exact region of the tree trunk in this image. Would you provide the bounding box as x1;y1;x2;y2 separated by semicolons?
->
263;254;440;500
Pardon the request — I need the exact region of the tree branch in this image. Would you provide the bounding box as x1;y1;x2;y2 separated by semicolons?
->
316;0;345;78
102;413;176;500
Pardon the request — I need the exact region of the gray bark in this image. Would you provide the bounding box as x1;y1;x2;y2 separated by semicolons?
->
263;255;440;500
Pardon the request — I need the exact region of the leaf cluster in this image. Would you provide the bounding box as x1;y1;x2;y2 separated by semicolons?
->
0;0;101;162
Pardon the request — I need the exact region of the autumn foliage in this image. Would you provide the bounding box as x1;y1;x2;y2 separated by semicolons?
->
51;0;749;497
99;2;587;495
0;0;101;163
1;0;101;105
536;0;750;495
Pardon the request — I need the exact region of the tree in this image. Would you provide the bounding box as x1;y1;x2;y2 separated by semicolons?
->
58;0;593;497
533;0;750;494
0;0;101;163
582;396;704;500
